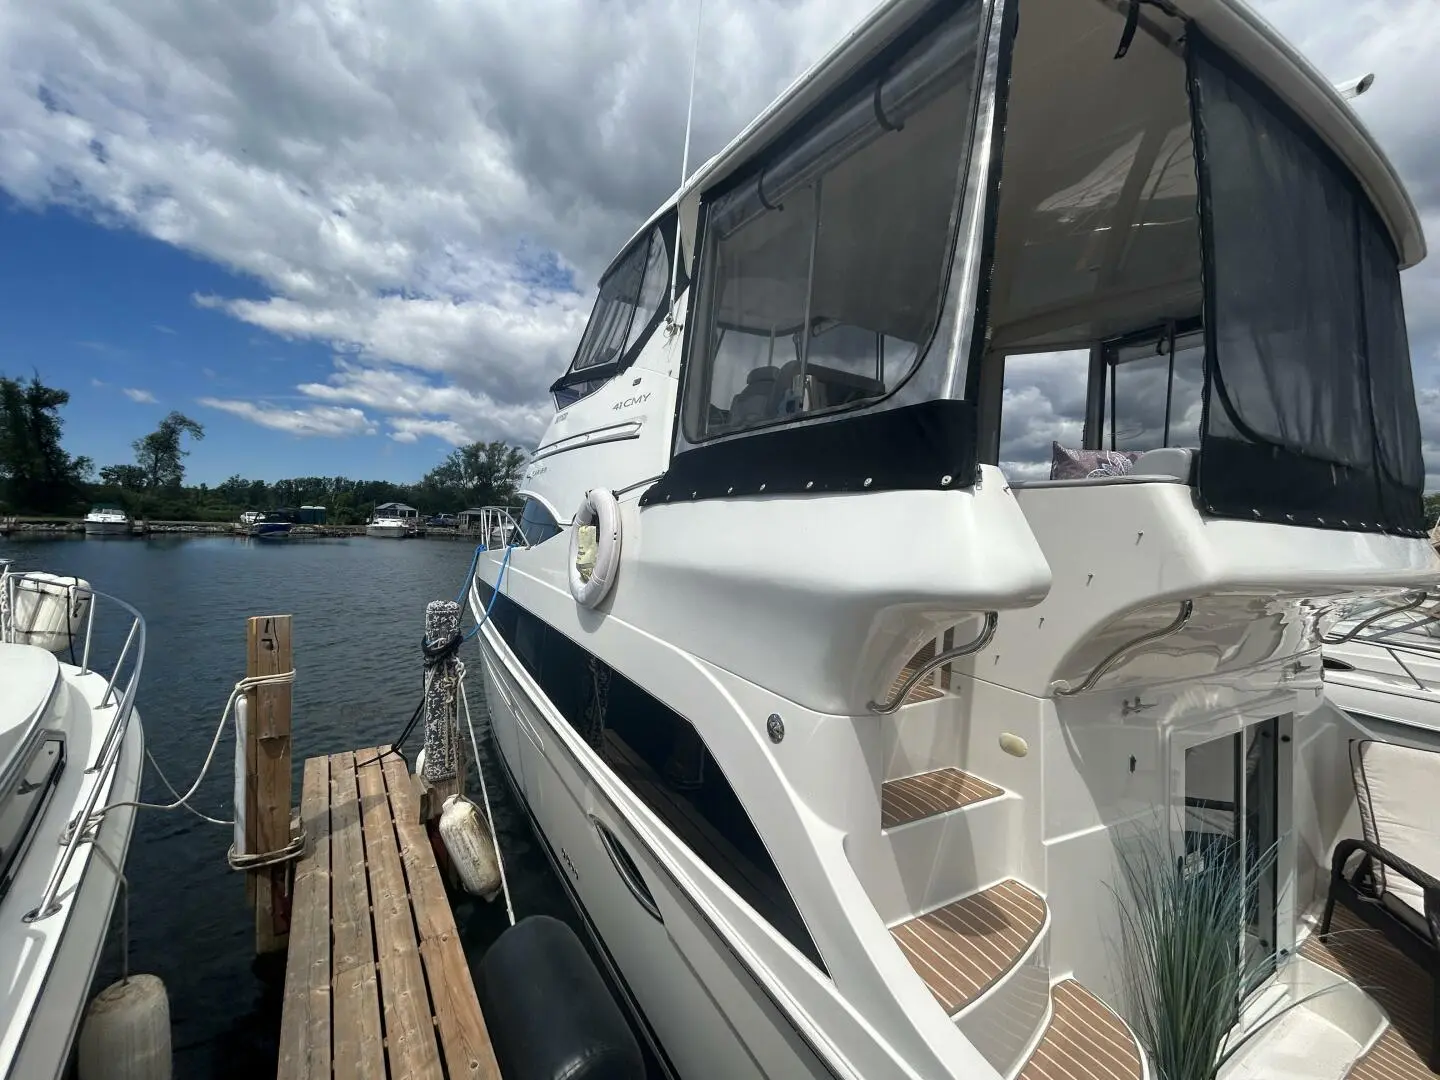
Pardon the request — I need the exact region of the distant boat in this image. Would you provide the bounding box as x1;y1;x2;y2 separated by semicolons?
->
365;515;409;539
247;511;295;540
367;502;417;538
82;506;130;537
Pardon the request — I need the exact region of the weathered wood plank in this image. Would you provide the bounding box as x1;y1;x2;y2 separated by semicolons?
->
381;752;501;1080
357;751;445;1079
247;614;294;953
277;756;332;1080
329;751;385;1080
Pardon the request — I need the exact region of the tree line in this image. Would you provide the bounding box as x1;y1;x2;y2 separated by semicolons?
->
0;374;527;524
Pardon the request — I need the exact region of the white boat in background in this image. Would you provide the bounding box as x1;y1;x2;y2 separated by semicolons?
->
365;516;410;539
465;0;1440;1076
367;502;418;538
81;506;130;537
1324;594;1440;735
0;561;145;1079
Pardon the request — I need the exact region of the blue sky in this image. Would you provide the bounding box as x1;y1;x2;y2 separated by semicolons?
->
0;0;1436;487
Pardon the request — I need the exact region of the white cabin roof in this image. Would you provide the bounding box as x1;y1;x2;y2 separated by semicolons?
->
614;0;1423;273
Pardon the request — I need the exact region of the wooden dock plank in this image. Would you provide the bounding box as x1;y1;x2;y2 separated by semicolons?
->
329;751;386;1080
381;752;501;1080
277;756;332;1080
356;751;445;1079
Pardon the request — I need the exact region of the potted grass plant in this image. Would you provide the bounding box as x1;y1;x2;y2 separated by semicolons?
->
1115;828;1326;1080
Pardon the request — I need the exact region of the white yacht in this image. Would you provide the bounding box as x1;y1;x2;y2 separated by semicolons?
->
81;506;130;537
367;502;417;539
469;0;1438;1076
0;564;145;1080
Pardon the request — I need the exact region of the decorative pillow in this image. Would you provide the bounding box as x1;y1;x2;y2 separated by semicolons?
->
1050;442;1142;481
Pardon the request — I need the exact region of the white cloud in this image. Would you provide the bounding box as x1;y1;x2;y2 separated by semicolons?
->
387;417;470;446
197;397;377;437
121;387;156;403
1;0;1438;483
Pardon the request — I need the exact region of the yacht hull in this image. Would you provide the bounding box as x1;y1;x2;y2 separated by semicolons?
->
475;630;833;1080
1;676;143;1080
366;524;409;539
81;521;129;537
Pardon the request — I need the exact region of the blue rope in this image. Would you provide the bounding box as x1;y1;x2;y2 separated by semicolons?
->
454;543;486;606
463;544;514;641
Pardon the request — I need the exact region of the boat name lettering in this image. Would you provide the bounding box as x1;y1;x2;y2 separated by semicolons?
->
611;393;651;411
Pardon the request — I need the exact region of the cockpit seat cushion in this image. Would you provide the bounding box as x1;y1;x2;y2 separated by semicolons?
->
1130;446;1196;483
1050;442;1140;480
730;365;780;425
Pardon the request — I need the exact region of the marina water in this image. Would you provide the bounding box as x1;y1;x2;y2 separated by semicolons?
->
0;533;572;1078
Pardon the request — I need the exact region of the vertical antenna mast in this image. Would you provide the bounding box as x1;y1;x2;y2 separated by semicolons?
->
667;0;705;334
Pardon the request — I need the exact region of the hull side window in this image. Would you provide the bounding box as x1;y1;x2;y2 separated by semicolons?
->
518;498;562;546
477;580;827;974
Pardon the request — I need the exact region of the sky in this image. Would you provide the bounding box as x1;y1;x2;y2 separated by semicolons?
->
0;0;1437;487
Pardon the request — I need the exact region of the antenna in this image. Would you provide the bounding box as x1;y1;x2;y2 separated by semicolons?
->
666;0;705;335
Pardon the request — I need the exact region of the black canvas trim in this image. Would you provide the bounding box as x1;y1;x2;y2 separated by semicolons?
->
641;398;979;506
474;579;828;975
1186;32;1427;538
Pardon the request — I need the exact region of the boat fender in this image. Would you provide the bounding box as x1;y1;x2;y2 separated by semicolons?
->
438;794;501;901
415;746;427;779
477;915;643;1080
6;572;92;654
77;974;172;1080
569;489;621;609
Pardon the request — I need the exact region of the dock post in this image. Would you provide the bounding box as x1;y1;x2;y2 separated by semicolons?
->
246;614;294;955
418;600;465;823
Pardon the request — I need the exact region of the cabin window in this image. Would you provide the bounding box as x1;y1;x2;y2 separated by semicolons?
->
477;583;827;973
517;498;561;546
682;1;985;443
553;214;681;408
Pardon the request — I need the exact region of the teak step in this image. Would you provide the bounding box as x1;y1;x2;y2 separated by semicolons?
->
890;879;1045;1016
882;767;1005;829
1016;980;1144;1080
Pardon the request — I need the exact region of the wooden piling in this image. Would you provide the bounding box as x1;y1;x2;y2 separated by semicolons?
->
247;614;294;955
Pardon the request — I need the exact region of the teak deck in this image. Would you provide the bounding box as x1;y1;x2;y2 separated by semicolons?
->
277;746;501;1080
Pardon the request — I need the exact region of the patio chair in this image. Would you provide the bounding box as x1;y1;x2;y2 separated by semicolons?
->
1321;738;1440;1069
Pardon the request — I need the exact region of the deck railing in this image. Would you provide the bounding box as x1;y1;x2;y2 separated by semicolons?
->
0;565;146;921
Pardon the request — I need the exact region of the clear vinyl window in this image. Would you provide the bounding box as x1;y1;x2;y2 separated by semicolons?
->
682;1;985;443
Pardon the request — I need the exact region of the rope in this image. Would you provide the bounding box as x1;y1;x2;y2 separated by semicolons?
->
462;544;514;641
458;658;515;926
227;833;306;871
97;669;295;823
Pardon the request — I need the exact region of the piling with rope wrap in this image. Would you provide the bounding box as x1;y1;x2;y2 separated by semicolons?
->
419;599;464;821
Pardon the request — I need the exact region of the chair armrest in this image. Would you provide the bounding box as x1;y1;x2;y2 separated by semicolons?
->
1332;837;1440;942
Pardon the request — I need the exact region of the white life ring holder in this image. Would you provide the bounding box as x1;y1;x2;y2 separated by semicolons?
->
569;488;622;609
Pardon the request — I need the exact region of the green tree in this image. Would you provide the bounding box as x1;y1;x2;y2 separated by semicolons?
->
98;463;147;489
133;411;204;489
420;440;527;508
0;374;92;512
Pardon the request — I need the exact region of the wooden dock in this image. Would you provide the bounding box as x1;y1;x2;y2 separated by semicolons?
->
277;746;501;1080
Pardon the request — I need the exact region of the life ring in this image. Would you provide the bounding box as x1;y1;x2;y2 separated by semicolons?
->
569;488;622;608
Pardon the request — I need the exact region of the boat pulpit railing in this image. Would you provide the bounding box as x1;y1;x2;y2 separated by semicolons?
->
473;506;529;551
1;569;147;922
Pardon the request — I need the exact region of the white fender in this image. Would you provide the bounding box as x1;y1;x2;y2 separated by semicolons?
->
569;488;621;609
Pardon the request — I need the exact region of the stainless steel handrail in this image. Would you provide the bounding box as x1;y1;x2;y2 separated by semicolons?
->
473;505;529;550
2;569;146;922
1322;590;1430;646
869;613;999;715
1053;599;1195;697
